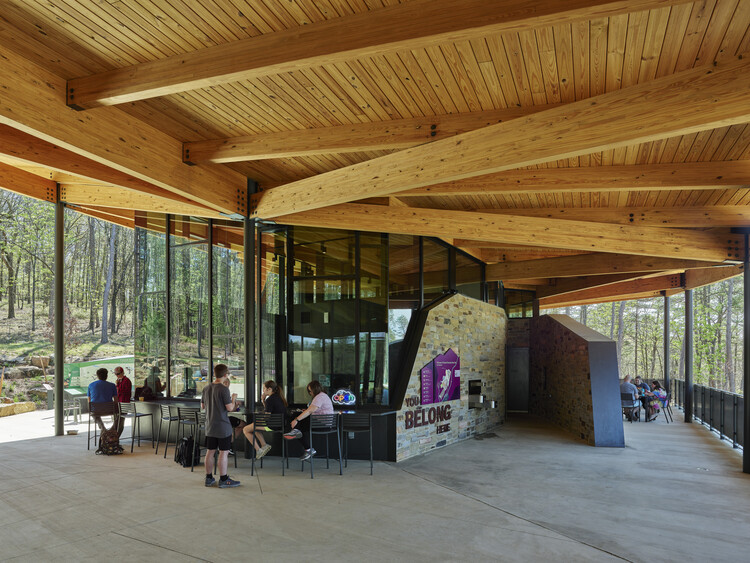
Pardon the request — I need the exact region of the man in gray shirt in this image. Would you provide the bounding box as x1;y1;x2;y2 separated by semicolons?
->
201;364;240;488
620;375;640;421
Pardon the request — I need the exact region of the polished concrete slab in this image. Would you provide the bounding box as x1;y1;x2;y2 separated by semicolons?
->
0;408;747;562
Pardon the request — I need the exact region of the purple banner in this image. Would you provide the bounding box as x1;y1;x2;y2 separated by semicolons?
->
420;348;460;405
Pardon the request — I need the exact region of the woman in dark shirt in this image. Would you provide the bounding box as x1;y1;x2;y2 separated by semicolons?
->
242;380;287;459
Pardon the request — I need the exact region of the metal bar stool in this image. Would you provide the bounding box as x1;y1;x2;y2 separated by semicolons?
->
342;412;374;475
87;401;118;450
302;414;342;479
118;402;153;452
250;412;287;476
155;404;179;457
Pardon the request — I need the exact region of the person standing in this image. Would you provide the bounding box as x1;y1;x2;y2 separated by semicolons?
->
113;366;132;437
87;368;117;431
115;367;132;403
201;364;241;488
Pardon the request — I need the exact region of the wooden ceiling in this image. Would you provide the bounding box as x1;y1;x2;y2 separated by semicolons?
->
0;0;749;308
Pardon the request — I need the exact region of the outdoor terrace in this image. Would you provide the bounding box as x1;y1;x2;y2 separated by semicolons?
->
1;409;748;562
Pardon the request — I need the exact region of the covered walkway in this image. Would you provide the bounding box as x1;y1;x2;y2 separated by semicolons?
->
1;410;747;562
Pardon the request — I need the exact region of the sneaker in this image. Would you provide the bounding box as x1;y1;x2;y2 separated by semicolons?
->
218;476;241;488
300;448;316;461
256;444;272;459
283;428;302;440
205;476;216;487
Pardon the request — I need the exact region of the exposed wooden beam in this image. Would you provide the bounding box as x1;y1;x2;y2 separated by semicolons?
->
251;57;750;219
536;272;658;298
478;205;750;227
67;205;135;230
184;106;557;163
0;125;220;214
0;162;57;202
65;0;680;108
0;44;245;214
59;184;220;218
539;273;684;306
279;203;742;262
400;161;750;196
684;265;743;290
486;253;724;280
539;288;683;309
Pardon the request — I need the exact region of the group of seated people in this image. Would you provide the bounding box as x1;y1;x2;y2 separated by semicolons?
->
226;378;334;463
621;375;668;421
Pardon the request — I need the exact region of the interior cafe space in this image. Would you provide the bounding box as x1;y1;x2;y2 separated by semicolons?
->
132;212;514;462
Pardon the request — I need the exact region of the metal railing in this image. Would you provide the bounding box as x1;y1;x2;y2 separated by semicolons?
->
672;379;744;449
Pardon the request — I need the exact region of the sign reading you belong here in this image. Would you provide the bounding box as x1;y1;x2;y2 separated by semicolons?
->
404;348;460;434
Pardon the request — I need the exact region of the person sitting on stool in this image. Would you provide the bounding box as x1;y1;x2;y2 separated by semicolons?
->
283;380;333;461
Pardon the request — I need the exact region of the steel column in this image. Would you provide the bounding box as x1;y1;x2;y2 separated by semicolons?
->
744;233;750;472
664;294;670;393
244;219;256;415
165;215;171;394
54;197;64;436
208;219;213;375
685;288;693;423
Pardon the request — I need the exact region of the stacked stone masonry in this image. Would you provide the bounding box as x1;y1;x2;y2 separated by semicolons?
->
396;294;506;462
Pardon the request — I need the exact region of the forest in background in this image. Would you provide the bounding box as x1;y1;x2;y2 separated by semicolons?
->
548;278;744;395
0;191;134;363
0;190;744;396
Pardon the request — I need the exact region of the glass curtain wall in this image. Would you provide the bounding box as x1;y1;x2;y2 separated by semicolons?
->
169;216;209;398
134;213;167;395
135;214;492;408
213;220;245;400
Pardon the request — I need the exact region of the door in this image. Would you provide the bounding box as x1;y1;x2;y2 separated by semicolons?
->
507;346;529;412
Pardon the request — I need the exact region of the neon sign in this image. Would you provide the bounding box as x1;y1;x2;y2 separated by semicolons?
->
332;389;356;406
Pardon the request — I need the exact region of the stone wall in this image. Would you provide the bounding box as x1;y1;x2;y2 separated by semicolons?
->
529;314;623;447
396;294;506;461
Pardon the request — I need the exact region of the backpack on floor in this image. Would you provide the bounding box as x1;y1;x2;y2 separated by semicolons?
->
174;436;201;467
96;426;124;456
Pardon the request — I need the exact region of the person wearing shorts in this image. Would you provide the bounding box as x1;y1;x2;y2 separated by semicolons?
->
200;364;240;488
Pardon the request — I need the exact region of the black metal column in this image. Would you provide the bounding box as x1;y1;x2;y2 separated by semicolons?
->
664;293;670;393
744;233;750;472
244;219;256;415
207;219;213;375
54;197;64;436
165;215;171;393
685;289;693;423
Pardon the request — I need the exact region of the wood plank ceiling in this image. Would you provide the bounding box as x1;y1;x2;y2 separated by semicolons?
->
0;0;749;308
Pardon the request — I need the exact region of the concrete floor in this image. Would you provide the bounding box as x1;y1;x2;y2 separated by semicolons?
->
0;409;748;562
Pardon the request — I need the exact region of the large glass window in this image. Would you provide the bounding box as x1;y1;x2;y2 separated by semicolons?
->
288;227;357;404
259;228;287;400
134;213;167;396
169;216;209;398
213;220;245;400
359;233;388;405
422;239;450;303
456;251;483;300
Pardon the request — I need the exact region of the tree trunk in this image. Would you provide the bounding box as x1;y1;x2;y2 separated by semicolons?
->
609;301;615;339
2;250;18;319
100;225;116;344
634;302;639;377
580;304;588;325
617;301;626;373
31;256;36;332
726;277;734;393
88;218;96;332
109;227;118;333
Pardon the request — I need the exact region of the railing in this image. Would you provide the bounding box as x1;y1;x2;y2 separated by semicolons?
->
672;379;744;449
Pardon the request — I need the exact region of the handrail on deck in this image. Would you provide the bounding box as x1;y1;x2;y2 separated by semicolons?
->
672;379;744;450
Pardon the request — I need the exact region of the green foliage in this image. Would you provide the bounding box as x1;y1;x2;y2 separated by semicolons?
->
549;277;743;394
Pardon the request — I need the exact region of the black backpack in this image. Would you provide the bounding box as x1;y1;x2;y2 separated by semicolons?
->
96;427;123;456
174;436;201;467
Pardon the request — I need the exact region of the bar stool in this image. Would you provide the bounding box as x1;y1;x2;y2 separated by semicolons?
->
155;404;179;457
87;401;118;450
119;402;154;453
342;412;374;475
302;414;342;479
250;412;287;476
